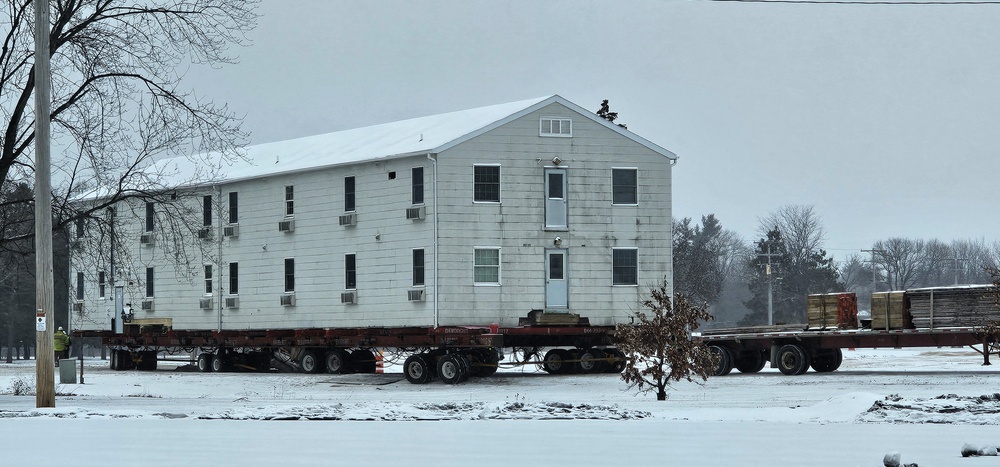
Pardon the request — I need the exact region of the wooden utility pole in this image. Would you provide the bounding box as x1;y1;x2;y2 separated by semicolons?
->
33;0;55;408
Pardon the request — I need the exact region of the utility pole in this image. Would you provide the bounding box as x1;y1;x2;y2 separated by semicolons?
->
756;241;781;326
862;249;886;293
33;0;56;408
938;256;967;286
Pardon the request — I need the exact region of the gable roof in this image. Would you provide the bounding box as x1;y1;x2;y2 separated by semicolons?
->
153;95;676;187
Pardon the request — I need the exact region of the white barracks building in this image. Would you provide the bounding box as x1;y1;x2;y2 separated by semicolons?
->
71;95;676;332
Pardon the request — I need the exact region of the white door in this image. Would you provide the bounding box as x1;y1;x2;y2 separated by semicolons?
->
545;249;568;309
545;169;567;229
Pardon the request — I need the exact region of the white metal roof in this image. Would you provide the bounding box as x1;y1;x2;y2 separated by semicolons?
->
150;95;677;188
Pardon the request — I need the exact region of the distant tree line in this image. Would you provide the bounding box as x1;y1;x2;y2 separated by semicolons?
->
673;204;1000;327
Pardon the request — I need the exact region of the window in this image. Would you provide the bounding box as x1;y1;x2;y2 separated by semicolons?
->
145;267;155;297
612;248;638;286
344;176;356;212
229;262;239;295
228;192;238;224
612;168;638;205
540;117;572;137
204;265;213;295
203;196;212;227
413;249;425;286
411;167;424;205
285;185;294;216
76;272;84;300
284;258;295;293
474;248;501;285
345;254;357;290
75;218;84;238
474;165;500;203
98;271;106;299
145;202;154;232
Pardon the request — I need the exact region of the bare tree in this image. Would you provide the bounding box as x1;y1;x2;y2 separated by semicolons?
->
616;279;716;401
757;205;825;267
873;238;925;290
0;0;257;251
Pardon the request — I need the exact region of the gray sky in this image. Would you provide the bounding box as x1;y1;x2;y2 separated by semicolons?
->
186;0;1000;258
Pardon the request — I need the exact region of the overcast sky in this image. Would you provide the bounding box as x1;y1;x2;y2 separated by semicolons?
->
185;0;1000;259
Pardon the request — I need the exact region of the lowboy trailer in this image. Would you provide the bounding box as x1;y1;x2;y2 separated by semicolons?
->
75;321;627;384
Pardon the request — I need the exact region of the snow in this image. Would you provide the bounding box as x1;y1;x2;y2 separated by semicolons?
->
3;348;1000;466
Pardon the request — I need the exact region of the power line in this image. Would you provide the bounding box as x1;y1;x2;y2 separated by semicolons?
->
710;0;1000;4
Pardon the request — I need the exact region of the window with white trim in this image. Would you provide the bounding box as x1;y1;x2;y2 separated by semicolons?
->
76;272;84;300
473;165;500;203
612;248;638;286
204;264;213;295
202;195;212;227
144;201;154;232
612;168;638;205
284;258;295;293
474;247;501;285
411;167;424;205
413;249;425;286
285;185;294;216
98;271;106;299
540;117;572;137
145;267;155;297
229;262;239;295
344;176;356;212
345;254;357;290
228;192;239;224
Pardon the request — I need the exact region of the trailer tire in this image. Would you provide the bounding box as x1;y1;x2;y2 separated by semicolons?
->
543;348;572;374
350;349;377;374
197;353;213;372
110;349;120;370
776;344;810;375
810;348;843;373
437;354;468;385
139;351;158;371
403;354;434;384
606;348;627;373
325;349;352;374
734;350;767;374
211;353;229;372
577;348;608;374
300;350;322;374
471;348;499;377
709;345;734;376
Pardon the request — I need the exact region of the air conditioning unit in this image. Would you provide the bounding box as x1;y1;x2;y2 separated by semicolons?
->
199;298;213;310
225;296;239;309
140;232;154;246
197;227;212;240
339;213;357;226
280;293;296;306
341;291;357;304
223;224;239;238
278;219;295;232
407;289;425;301
405;206;425;220
141;300;154;312
73;301;84;313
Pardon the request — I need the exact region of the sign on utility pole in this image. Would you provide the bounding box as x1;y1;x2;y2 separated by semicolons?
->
33;0;56;408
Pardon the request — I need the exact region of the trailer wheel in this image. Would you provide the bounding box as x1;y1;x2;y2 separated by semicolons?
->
437;354;468;384
325;349;352;374
138;351;158;371
577;348;609;374
350;349;377;374
776;344;810;375
403;354;434;384
734;350;767;374
300;350;322;373
810;348;843;373
543;349;572;374
709;345;734;376
197;353;213;372
110;349;119;370
476;348;499;377
211;353;229;372
606;348;627;373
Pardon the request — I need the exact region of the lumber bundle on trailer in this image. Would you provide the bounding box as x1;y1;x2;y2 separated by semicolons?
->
907;285;1000;329
871;291;912;330
807;293;858;330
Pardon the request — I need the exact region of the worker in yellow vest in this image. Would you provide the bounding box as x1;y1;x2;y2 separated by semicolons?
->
54;326;70;364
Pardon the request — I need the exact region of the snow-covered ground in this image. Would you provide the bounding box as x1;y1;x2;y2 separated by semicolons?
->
3;348;1000;466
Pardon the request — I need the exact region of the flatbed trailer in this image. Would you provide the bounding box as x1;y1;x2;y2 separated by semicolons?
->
74;322;627;384
696;325;993;376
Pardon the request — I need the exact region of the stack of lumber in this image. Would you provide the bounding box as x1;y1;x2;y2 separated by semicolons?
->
870;291;912;330
907;285;1000;329
807;293;858;330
